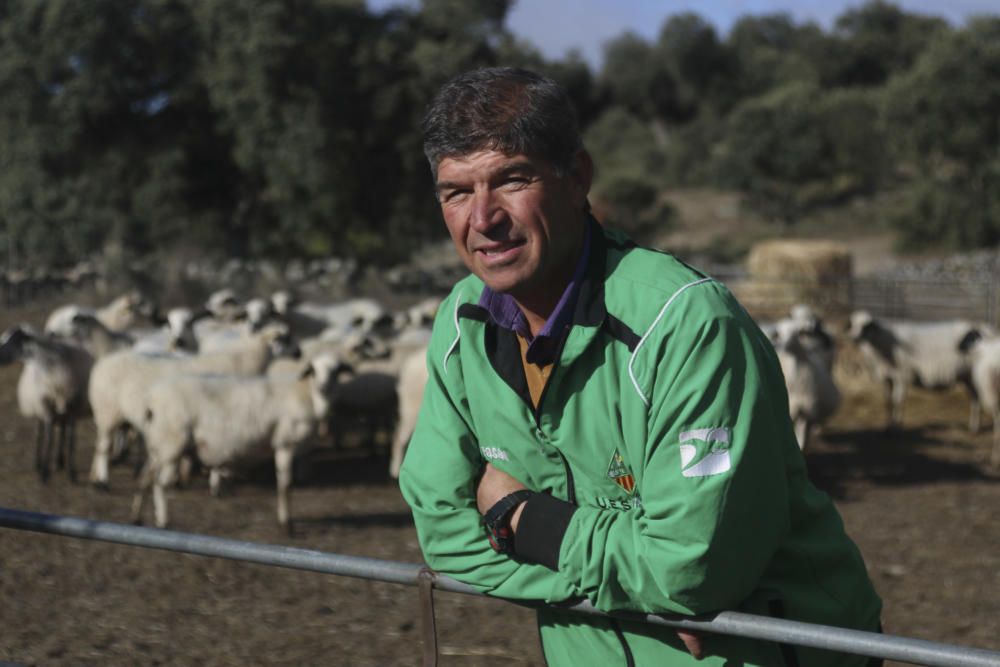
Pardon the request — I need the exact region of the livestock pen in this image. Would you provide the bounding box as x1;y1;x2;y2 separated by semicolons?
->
3;284;1000;665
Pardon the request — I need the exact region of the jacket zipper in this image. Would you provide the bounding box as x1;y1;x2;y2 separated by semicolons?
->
533;329;633;666
554;449;576;504
538;361;634;667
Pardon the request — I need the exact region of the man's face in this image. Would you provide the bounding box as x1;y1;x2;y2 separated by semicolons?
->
434;150;592;308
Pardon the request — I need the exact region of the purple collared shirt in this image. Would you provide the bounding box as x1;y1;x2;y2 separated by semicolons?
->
478;221;592;366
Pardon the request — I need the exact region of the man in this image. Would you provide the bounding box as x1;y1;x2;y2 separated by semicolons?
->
399;67;882;666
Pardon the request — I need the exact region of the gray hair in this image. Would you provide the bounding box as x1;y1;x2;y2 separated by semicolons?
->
422;67;583;178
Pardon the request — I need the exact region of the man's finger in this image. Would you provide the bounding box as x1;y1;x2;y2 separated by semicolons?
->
676;630;704;660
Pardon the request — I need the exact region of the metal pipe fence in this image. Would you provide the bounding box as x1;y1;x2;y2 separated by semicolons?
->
2;507;999;666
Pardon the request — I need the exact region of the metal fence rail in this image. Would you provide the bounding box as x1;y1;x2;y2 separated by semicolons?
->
2;507;999;667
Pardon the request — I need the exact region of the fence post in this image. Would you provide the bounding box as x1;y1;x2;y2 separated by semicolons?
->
418;567;439;667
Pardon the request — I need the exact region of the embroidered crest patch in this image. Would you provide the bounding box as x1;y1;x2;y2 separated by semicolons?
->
606;449;636;495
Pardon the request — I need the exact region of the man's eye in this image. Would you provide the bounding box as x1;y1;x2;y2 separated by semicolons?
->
441;190;470;203
502;177;530;188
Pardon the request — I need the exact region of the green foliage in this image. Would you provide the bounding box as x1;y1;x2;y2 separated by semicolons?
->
0;0;994;268
655;13;737;115
599;32;685;122
827;0;948;87
584;107;674;239
892;161;1000;250
884;18;1000;171
727;14;823;97
715;83;887;223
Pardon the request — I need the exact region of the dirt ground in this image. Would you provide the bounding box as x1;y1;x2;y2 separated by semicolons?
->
1;300;999;667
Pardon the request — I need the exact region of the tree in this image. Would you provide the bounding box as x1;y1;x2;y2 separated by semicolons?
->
655;12;737;116
828;0;948;87
598;32;683;121
726;14;823;99
883;18;1000;249
584;107;674;240
715;83;886;224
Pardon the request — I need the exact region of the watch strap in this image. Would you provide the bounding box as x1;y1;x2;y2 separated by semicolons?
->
483;489;534;554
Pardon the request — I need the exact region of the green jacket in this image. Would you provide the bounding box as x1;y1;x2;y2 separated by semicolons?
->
399;224;882;666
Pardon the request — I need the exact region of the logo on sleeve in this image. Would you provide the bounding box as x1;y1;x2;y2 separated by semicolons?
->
678;428;732;478
606;449;636;495
480;446;509;462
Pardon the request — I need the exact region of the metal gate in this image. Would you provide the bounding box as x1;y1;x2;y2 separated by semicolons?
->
2;507;999;667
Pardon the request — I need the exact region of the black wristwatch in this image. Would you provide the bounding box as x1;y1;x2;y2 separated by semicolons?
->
483;489;535;555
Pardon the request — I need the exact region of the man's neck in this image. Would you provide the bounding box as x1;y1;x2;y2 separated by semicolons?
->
512;224;587;338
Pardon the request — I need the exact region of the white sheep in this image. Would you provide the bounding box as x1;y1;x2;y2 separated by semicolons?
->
329;328;431;453
271;291;392;341
204;288;243;321
771;319;841;451
265;330;398;452
135;354;354;528
87;323;300;488
45;290;155;336
0;326;93;481
389;343;429;478
968;336;1000;468
392;296;443;332
67;313;135;358
848;310;988;431
130;307;202;355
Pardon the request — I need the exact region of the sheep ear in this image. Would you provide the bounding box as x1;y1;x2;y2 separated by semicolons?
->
298;363;315;380
150;306;168;326
958;328;982;353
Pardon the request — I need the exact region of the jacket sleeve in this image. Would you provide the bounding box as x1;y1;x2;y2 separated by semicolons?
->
398;299;579;604
554;284;799;615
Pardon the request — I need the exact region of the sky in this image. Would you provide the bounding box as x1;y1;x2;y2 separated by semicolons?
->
368;0;999;70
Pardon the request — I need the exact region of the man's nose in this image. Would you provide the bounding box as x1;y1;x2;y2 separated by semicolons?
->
469;190;504;231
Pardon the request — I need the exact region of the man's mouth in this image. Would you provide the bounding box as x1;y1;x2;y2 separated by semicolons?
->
476;239;526;259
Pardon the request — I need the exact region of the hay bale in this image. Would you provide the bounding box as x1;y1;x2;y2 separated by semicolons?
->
734;239;853;319
747;239;852;282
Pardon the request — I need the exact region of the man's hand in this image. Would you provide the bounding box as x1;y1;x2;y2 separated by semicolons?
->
476;463;703;659
676;630;704;660
476;463;528;531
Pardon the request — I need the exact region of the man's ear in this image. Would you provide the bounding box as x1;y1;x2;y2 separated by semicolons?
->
569;150;594;206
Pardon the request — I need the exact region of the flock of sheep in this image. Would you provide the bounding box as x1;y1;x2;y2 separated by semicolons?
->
765;305;1000;462
3;286;999;533
0;289;436;531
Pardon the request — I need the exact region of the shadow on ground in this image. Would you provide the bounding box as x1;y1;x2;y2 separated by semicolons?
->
807;424;997;499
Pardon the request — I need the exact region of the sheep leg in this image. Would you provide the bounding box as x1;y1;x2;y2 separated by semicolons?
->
969;401;982;434
131;461;155;525
132;437;148;479
111;427;131;464
33;420;45;477
90;431;113;490
794;418;810;452
209;468;224;497
37;419;53;482
153;464;177;529
177;454;193;488
274;447;294;529
55;420;66;470
65;422;77;483
389;428;411;480
992;415;1000;470
888;379;905;429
